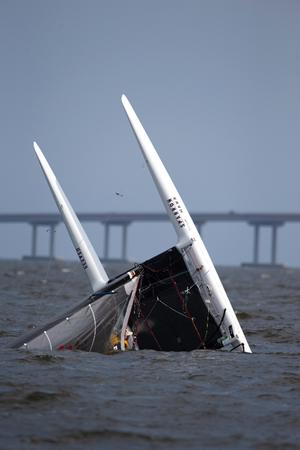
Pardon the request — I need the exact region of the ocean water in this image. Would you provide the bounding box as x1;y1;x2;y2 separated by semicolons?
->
0;259;299;450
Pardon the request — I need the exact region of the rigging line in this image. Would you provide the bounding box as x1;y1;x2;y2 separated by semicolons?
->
168;270;205;347
182;280;199;293
137;301;162;351
156;297;191;319
203;306;211;343
142;312;162;351
142;263;168;274
169;270;205;348
205;308;227;347
168;270;186;312
109;289;130;325
140;269;190;294
79;310;119;347
43;330;53;351
90;291;116;302
119;289;137;314
120;293;133;315
88;304;97;352
169;271;205;348
141;252;183;274
142;297;159;322
186;304;206;350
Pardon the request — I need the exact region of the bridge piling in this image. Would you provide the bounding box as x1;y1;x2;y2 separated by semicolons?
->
121;224;128;261
102;222;130;261
271;224;280;265
49;225;56;259
103;223;110;259
31;224;37;257
0;212;295;265
248;221;283;266
253;224;260;264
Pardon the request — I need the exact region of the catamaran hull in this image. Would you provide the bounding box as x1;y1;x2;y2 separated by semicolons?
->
13;95;252;355
122;95;251;353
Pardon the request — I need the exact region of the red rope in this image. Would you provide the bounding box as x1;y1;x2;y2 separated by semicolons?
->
135;276;162;351
168;270;206;349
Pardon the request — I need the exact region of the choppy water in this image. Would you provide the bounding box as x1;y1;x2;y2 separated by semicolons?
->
0;259;299;449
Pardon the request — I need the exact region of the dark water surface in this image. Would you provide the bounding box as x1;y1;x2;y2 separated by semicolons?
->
0;260;299;449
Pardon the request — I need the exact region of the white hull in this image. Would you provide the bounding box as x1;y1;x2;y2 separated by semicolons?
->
33;142;108;293
122;95;251;353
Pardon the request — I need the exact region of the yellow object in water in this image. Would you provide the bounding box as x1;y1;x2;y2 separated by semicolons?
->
110;333;129;350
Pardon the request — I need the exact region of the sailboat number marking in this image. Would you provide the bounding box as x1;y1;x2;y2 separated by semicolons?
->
76;247;88;270
167;197;185;228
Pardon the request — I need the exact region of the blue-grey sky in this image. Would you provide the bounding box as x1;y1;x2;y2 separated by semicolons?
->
0;0;300;265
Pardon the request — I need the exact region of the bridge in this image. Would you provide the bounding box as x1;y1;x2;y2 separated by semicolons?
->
1;212;299;265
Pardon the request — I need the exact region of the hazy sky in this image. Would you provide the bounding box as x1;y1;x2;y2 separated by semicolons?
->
0;1;300;266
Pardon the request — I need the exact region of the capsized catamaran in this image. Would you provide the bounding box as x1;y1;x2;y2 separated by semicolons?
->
13;96;252;354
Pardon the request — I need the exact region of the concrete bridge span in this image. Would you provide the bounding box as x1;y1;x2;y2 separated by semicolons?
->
0;212;299;265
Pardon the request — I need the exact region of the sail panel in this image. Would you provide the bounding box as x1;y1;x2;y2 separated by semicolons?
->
13;272;140;353
132;247;223;351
